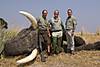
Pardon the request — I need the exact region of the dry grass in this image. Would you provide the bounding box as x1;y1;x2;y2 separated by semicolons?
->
0;51;100;67
27;51;100;67
0;33;100;67
75;32;100;44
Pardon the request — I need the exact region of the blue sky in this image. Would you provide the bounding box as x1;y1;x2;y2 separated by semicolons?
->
0;0;100;32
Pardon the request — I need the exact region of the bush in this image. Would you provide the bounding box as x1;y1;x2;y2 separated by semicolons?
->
0;29;17;54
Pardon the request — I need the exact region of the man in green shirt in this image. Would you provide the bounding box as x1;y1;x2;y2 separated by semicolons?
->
37;9;51;62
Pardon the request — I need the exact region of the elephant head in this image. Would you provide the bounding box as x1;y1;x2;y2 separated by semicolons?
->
16;11;38;64
4;11;39;64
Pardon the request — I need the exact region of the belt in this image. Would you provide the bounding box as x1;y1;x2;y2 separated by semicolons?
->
52;30;62;32
39;29;47;31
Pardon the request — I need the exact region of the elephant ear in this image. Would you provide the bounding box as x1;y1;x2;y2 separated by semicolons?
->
19;11;37;29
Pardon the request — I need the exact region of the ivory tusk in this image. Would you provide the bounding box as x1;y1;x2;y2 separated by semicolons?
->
16;48;38;64
19;11;37;29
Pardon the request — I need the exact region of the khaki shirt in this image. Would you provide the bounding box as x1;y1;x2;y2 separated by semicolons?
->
37;16;49;31
65;16;77;30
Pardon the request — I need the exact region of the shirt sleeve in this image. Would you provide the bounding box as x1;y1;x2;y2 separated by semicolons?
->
73;17;77;25
72;17;77;30
36;17;44;30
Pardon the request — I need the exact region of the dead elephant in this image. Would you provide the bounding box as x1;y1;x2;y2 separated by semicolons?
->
0;11;88;65
75;41;100;51
2;11;39;64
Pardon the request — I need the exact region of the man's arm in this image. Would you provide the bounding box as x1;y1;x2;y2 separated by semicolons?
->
72;17;77;31
47;20;51;37
36;17;45;31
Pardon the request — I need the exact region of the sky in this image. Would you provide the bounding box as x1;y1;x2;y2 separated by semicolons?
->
0;0;100;32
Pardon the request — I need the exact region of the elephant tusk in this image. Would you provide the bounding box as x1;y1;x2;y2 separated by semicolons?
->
19;11;37;29
16;48;38;64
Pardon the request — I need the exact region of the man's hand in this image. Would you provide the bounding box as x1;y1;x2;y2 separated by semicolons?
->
47;27;51;37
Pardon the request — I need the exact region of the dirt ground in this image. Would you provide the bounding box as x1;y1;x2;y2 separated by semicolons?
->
0;34;100;67
0;51;100;67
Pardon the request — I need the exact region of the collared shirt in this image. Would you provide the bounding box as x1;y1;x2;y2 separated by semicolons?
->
49;17;63;32
65;16;77;30
37;16;49;31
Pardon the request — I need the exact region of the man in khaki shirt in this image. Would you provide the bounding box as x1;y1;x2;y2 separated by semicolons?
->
65;9;77;54
49;10;63;54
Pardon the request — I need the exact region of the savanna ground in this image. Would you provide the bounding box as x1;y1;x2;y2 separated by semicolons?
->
0;32;100;67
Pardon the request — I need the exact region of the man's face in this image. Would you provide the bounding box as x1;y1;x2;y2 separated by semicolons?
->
54;10;59;18
54;13;59;18
43;13;48;17
42;11;48;19
67;10;72;17
54;14;58;18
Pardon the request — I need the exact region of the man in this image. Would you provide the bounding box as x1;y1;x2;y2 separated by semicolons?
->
49;10;64;54
37;9;51;62
65;9;77;54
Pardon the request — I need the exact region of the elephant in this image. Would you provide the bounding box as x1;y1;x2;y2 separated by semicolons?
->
3;11;39;64
1;11;85;64
75;41;100;51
